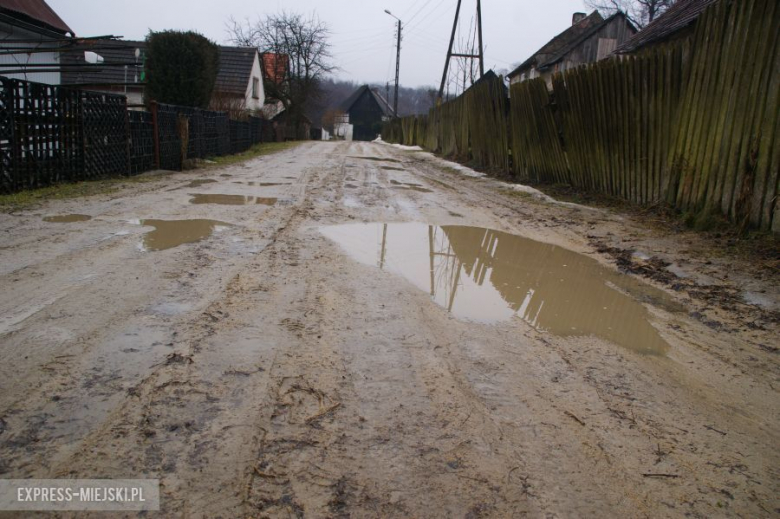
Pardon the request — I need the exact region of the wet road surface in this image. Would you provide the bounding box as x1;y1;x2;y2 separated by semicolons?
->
0;141;777;517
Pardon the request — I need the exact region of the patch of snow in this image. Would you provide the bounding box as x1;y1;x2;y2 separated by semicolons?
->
374;138;423;152
375;138;598;211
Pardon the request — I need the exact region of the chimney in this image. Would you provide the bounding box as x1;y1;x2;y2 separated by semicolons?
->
572;12;587;25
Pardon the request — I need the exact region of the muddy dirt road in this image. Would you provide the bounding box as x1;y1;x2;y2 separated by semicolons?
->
0;141;777;518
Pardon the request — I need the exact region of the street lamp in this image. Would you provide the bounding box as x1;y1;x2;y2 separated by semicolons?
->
384;9;402;118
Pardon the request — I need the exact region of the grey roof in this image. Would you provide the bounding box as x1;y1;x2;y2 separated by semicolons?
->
61;41;259;95
508;11;635;78
339;85;395;117
614;0;717;54
215;46;259;96
508;11;605;78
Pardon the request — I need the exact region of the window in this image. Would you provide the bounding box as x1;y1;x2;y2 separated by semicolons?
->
252;77;260;99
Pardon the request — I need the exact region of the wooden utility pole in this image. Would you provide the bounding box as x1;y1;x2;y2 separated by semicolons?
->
438;0;485;100
476;0;484;77
385;10;403;117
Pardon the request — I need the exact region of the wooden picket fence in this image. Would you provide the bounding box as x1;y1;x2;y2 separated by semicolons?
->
384;0;779;232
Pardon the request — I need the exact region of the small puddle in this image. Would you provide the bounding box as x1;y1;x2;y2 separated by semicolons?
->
320;223;680;355
220;174;232;178
345;184;358;189
43;214;92;223
189;194;277;206
139;219;231;251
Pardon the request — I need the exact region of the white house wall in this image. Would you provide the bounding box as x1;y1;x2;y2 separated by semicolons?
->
0;24;62;85
243;54;265;111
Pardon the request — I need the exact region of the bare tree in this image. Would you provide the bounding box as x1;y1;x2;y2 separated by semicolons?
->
226;12;333;131
585;0;677;27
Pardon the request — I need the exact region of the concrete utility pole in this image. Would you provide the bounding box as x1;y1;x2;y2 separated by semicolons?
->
438;0;485;101
385;10;402;117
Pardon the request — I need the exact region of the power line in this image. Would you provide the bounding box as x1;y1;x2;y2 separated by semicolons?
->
404;0;451;36
405;0;437;26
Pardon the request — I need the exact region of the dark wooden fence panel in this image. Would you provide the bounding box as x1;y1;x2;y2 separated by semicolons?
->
156;104;182;172
0;78;291;194
0;78;84;192
129;110;154;175
229;119;252;154
82;91;128;179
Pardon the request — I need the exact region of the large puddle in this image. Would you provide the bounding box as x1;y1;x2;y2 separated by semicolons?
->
139;219;231;251
43;214;92;223
189;194;277;206
320;223;680;355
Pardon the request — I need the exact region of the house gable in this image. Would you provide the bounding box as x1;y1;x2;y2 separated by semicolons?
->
508;11;636;85
212;46;265;113
508;11;605;80
337;85;394;141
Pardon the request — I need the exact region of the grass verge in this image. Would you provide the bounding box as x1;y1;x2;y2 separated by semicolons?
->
0;140;305;213
205;141;302;168
0;174;166;213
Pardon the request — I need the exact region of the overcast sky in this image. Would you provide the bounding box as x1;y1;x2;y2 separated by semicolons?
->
48;0;591;88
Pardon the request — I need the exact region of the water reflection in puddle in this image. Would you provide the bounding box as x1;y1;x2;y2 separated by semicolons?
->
43;214;92;223
189;194;277;206
140;219;231;251
320;223;679;355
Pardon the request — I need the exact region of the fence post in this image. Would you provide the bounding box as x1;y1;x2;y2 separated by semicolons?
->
124;97;131;176
151;101;160;169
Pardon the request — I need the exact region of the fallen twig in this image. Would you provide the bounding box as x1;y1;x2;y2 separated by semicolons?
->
642;473;680;479
565;411;585;426
305;402;342;424
704;424;727;436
